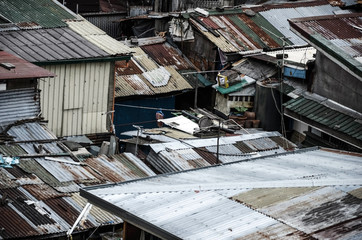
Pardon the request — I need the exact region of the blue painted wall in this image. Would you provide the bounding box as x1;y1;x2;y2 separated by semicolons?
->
114;96;175;139
284;66;306;79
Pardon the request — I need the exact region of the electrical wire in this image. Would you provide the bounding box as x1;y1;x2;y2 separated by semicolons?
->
114;103;181;112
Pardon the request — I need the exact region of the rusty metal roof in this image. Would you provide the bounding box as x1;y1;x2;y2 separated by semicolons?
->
81;147;362;240
189;10;285;53
115;47;193;97
0;50;55;80
0;146;156;239
84;153;155;183
141;42;194;70
289;13;362;79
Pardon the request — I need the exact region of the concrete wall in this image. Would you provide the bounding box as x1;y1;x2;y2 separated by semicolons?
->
312;52;362;113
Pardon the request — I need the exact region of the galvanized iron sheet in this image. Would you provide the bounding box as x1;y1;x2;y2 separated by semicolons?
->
0;27;109;62
259;4;340;45
66;19;132;55
0;88;40;128
141;42;193;70
0;0;76;28
83;148;362;239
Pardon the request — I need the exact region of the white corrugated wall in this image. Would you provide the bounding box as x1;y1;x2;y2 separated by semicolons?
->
39;62;111;136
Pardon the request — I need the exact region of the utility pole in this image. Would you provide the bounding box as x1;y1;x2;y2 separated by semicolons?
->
216;119;220;164
133;125;142;155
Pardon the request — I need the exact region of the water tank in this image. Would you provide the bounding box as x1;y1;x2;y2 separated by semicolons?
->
254;81;282;131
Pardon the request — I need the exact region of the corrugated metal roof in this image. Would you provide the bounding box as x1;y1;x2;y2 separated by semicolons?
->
115;74;152;97
131;47;159;71
116;60;143;75
82;148;362;240
284;94;362;149
0;88;40;128
0;50;55;80
141;42;193;70
44;197;94;228
34;157;102;185
258;4;341;45
0;0;77;28
232;58;277;81
190;18;241;53
71;193;122;225
0;27;109;63
146;132;296;173
289;14;362;79
66;18;132;55
84;153;155;183
7;122;57;142
189;8;292;53
115;53;193;97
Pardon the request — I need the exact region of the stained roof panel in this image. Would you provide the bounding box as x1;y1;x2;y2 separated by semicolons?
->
0;27;110;63
0;88;40;129
66;19;132;55
82;148;362;240
0;0;77;28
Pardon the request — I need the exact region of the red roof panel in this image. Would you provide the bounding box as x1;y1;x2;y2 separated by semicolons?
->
141;43;193;70
0;50;55;80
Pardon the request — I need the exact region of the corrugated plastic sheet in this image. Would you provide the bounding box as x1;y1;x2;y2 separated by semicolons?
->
0;0;76;28
141;42;193;70
0;27;109;62
258;4;340;45
0;50;55;80
0;88;40;128
83;148;362;240
131;47;159;71
284;96;362;141
142;66;171;87
66;19;132;55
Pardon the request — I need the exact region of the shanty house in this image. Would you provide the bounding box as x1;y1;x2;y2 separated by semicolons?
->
114;37;201;137
0;62;156;239
283;13;362;152
170;1;341;117
0;0;132;137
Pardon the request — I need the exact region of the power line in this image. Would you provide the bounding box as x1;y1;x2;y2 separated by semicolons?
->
114;103;180;112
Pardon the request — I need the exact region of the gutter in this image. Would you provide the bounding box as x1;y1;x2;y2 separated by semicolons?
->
35;55;132;66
